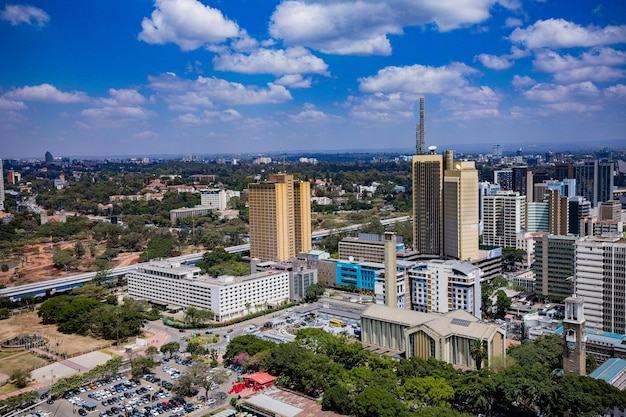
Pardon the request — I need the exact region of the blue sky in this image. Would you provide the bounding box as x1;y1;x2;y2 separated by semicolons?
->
1;0;625;158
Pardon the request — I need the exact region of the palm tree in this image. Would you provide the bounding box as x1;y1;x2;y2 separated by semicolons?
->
471;339;488;371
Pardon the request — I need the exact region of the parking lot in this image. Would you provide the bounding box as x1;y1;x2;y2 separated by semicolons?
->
32;355;233;417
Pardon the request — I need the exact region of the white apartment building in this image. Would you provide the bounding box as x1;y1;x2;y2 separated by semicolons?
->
483;191;526;248
575;236;626;335
200;189;228;210
127;260;290;322
408;259;482;319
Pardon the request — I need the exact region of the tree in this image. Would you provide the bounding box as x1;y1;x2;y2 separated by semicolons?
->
10;368;30;388
400;376;455;408
353;387;407;417
74;241;85;259
145;346;159;361
304;282;327;302
160;342;180;358
321;384;353;414
494;289;511;318
184;305;215;327
201;369;229;399
52;248;78;270
470;340;488;371
131;356;155;377
508;334;563;371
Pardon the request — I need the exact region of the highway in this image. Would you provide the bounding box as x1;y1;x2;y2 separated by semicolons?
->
0;215;411;300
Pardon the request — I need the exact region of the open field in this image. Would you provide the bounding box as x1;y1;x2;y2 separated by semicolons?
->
0;311;111;357
0;351;50;376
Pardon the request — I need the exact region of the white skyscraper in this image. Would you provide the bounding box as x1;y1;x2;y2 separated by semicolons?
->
482;191;526;248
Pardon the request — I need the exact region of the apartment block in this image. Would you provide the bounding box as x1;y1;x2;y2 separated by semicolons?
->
444;160;479;261
483;191;527;248
408;259;482;318
575;236;626;335
534;233;577;299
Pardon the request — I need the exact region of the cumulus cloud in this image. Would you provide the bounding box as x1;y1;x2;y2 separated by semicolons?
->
512;75;536;88
505;17;523;28
0;97;27;110
349;92;418;122
133;130;160;139
288;104;343;123
176;109;243;124
97;88;147;107
604;84;626;99
1;4;49;27
269;0;515;56
5;84;89;103
532;47;626;83
522;81;600;103
213;47;329;76
80;106;155;121
138;0;240;51
509;18;626;49
275;74;312;88
475;53;514;70
358;63;479;94
149;73;292;111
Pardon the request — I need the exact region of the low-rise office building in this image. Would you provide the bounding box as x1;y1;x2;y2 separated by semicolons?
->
360;304;505;369
127;260;290;322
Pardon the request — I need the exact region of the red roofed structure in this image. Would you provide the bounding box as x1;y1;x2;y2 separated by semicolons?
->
229;372;276;397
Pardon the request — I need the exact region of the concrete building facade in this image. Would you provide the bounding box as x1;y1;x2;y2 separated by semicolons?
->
248;174;311;262
534;233;576;299
127;260;290;322
575;236;626;335
412;153;443;256
483;191;526;248
444;160;479;261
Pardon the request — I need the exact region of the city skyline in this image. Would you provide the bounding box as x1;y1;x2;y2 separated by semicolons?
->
1;0;625;158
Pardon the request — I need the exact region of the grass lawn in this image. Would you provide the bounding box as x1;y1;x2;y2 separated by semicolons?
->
0;383;27;395
0;350;50;377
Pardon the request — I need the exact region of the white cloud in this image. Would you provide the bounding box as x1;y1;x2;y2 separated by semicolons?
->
0;97;27;110
98;89;147;107
213;47;329;76
1;4;49;27
604;84;626;99
5;84;89;103
349;92;418;122
523;81;600;103
475;53;513;70
512;75;536;88
80;106;155;121
275;74;312;88
532;47;626;83
148;73;292;111
176;109;243;124
138;0;240;51
505;17;523;28
358;63;479;94
543;102;602;113
509;18;626;49
269;0;515;56
288;104;343;123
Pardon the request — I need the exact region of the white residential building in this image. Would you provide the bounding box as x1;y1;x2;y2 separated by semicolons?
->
483;191;526;248
200;189;228;210
127;260;290;322
575;236;626;335
408;259;482;319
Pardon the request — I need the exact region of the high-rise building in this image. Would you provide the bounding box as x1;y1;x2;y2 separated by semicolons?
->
409;259;482;318
492;144;502;159
546;189;569;236
575;236;626;335
416;97;425;155
200;189;228;210
478;182;500;235
526;202;549;233
444;159;479;261
554;163;574;181
568;197;591;236
599;200;621;222
483;191;526;248
493;169;512;190
575;160;614;207
0;159;4;212
44;151;54;163
412;152;443;256
512;166;528;196
534;233;576;299
248;174;311;262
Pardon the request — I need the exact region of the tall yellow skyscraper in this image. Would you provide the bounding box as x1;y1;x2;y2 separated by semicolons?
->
444;159;479;261
248;174;311;262
412;152;443;256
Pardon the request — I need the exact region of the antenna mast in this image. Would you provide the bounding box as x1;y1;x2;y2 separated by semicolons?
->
416;97;425;155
